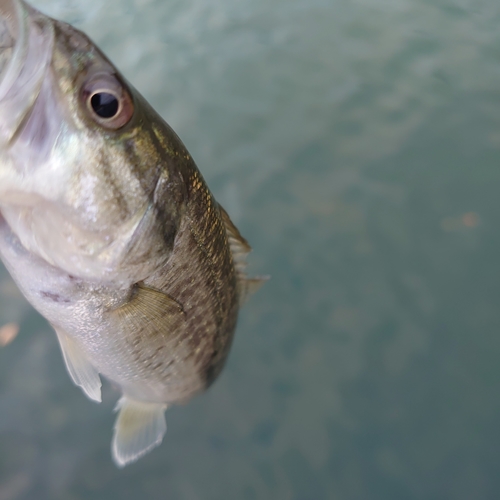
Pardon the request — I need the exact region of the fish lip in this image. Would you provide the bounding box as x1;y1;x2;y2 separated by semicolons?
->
0;0;26;100
0;0;54;146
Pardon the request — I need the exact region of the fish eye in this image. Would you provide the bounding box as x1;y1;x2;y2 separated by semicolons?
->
82;73;134;129
90;92;119;118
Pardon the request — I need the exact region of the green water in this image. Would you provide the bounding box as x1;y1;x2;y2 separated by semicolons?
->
1;0;500;498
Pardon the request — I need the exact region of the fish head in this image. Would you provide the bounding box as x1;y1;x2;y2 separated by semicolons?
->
0;0;186;282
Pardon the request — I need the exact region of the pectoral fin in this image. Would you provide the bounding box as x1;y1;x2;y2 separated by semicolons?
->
112;396;167;467
54;327;102;402
111;284;185;338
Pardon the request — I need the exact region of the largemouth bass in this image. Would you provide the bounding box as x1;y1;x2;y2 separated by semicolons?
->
0;0;264;466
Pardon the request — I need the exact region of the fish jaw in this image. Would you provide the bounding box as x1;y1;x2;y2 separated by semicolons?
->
0;0;78;269
0;0;82;209
0;0;55;149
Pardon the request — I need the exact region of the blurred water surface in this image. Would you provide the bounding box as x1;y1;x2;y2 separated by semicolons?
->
1;0;500;498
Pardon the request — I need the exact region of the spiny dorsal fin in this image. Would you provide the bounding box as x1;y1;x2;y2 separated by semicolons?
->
219;205;268;304
219;204;251;273
110;284;186;339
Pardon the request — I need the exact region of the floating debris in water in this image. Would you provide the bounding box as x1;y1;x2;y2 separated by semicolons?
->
0;322;19;346
441;212;480;231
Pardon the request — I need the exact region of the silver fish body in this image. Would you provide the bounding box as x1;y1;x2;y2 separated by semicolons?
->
0;0;263;466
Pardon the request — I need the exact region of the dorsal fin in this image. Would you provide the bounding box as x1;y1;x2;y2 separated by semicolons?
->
219;204;251;274
239;276;269;302
219;205;268;304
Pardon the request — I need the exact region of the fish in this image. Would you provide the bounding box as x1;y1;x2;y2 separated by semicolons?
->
0;0;265;466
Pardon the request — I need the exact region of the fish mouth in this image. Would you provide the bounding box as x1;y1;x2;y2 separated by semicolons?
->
0;0;25;100
0;0;54;145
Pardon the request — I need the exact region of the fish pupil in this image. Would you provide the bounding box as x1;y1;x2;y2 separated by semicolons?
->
90;92;119;118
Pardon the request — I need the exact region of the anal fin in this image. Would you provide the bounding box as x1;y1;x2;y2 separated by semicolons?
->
54;327;101;402
112;396;167;467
